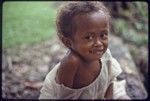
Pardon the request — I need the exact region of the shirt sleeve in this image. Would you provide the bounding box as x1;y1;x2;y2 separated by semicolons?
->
39;73;57;99
108;57;122;84
39;74;80;99
39;64;79;99
113;78;127;99
107;57;127;99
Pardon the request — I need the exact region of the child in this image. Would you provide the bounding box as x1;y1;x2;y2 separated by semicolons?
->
39;1;130;99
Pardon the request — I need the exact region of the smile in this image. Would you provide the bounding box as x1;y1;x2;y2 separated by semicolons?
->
89;49;103;55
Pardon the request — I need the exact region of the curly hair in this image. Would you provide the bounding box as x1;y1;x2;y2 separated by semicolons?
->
56;1;110;45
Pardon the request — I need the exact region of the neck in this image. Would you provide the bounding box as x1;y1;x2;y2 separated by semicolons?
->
68;49;101;67
70;49;87;62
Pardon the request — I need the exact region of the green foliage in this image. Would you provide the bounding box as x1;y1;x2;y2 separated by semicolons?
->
113;19;148;46
130;2;148;34
132;2;148;18
3;2;57;48
122;29;148;46
112;2;148;47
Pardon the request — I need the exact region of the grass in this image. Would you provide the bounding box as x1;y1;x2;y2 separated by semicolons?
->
3;2;57;48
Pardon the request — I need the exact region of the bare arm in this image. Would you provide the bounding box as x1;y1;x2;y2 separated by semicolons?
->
104;83;113;99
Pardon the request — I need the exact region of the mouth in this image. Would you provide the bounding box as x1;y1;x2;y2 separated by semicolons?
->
89;49;104;55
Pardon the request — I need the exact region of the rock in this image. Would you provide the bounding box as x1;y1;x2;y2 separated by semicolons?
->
24;81;43;90
126;44;148;76
126;74;147;99
109;35;138;75
43;55;51;63
25;70;43;82
22;89;40;99
11;64;29;77
50;43;61;53
37;65;49;78
109;35;147;99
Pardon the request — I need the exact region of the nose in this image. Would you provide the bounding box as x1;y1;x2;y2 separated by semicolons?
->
94;38;102;47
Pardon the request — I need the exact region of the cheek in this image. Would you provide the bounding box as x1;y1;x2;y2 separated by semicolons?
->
105;40;108;47
78;42;93;52
103;38;108;46
103;40;108;51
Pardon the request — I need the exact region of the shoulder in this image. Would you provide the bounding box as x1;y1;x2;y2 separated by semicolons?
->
110;57;122;75
103;49;122;81
56;51;80;88
60;51;80;73
105;57;122;83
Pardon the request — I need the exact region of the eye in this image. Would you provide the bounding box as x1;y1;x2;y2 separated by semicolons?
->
100;32;108;39
85;35;93;40
84;32;94;41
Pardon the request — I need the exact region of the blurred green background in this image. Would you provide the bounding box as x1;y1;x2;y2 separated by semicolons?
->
3;2;57;48
3;2;148;48
106;2;148;46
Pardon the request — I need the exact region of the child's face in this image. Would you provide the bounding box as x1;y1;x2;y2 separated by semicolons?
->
70;11;109;62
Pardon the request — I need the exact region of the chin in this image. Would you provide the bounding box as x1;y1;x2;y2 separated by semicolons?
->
95;53;103;58
96;56;102;60
91;55;102;61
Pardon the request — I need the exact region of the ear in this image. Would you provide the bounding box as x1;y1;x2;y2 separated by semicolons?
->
61;36;72;48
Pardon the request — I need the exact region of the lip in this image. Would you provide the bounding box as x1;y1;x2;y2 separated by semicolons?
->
90;48;103;54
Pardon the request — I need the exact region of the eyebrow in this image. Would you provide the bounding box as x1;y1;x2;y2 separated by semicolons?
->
85;30;108;35
100;28;108;31
100;30;108;33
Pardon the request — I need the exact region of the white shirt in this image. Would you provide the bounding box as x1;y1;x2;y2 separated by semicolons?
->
39;49;127;99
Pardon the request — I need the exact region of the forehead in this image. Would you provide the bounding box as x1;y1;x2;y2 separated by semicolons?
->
73;11;109;33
